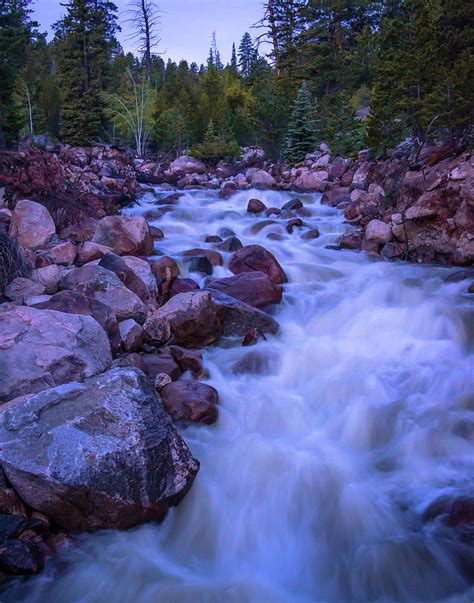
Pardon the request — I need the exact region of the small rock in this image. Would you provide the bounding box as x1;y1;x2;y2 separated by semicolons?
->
9;200;55;251
247;199;266;214
160;381;219;425
119;319;143;352
216;237;243;252
154;373;172;391
4;277;46;303
0;539;44;575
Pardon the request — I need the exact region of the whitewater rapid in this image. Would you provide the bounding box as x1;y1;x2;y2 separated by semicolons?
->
5;189;474;602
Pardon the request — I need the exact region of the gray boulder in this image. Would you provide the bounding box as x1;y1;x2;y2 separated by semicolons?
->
0;368;199;532
0;305;111;403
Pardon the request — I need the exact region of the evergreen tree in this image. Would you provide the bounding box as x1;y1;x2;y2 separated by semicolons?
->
0;0;38;144
230;43;238;72
54;0;119;145
238;32;256;78
283;81;318;163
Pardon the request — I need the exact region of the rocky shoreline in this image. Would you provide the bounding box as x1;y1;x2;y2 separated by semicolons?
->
0;139;472;582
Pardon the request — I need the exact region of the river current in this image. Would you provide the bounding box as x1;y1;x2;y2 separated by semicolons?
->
6;188;474;602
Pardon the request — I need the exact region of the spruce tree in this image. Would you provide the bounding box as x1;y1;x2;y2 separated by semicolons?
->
238;32;255;78
230;43;238;72
54;0;119;145
283;81;318;164
0;0;38;144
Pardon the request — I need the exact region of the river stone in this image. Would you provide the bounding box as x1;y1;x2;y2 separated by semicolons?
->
98;253;154;303
60;264;147;323
0;368;199;532
0;305;112;403
250;170;276;189
160;381;219;425
365;219;392;244
4;278;46;303
206;271;282;309
154;291;223;348
9;200;55;251
229;244;287;285
207;289;280;336
92;216;154;257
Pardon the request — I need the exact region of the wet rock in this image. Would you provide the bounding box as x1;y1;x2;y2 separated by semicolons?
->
184;255;213;275
60;264;147;323
242;328;266;347
301;228;320;240
160;381;219;425
229;244;287;285
266;207;281;217
216;236;243;252
153;291;223;348
119;319;143;352
4;277;46;303
204;235;222;243
206;271;282;309
0;368;199;532
232;350;276;375
168;346;204;377
208;289;280;336
247;198;266;214
151;256;180;282
282;198;303;212
182;248;223;266
340;231;363;250
320;187;351;207
0;540;44;575
92;216;154;257
9;200;55;251
286;218;304;233
150;226;164;240
0;305;111;403
112;353;147;372
219;227;236;239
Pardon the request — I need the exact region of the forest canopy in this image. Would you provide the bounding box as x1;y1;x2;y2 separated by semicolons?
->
0;0;472;161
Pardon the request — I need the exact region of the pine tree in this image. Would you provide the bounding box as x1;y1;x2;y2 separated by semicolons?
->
283;81;318;163
238;32;256;78
0;0;38;144
230;43;238;72
366;0;445;154
54;0;119;145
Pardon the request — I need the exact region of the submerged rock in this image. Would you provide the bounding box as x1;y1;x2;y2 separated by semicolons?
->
229;244;287;285
0;368;199;532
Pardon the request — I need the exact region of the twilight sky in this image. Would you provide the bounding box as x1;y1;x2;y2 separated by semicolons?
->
31;0;265;65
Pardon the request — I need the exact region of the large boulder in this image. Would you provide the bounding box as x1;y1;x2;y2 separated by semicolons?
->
92;216;154;257
169;155;206;176
98;253;154;303
60;264;147;323
160;381;219;425
33;290;121;353
0;368;199;532
229;244;287;285
208;289;280;336
250;170;277;189
153;291;223;348
206;271;282;309
0;305;111;403
9;200;55;251
293;171;326;192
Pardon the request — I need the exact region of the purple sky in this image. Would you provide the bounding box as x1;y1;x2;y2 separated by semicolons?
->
31;0;266;65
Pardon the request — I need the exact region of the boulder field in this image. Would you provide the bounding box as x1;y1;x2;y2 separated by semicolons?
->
0;193;287;580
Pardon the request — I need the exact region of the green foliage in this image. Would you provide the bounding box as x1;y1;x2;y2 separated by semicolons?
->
53;0;119;145
283;82;318;164
191;120;240;164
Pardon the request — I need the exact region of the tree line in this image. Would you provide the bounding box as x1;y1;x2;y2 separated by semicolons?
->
0;0;472;163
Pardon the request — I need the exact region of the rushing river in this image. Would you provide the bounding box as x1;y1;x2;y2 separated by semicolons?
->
6;189;474;602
